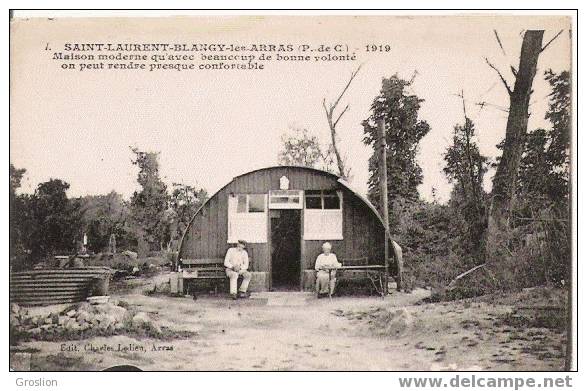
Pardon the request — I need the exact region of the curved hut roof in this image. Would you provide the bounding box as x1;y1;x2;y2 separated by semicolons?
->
177;165;390;258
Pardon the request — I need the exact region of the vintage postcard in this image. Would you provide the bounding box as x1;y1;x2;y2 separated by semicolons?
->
9;12;575;374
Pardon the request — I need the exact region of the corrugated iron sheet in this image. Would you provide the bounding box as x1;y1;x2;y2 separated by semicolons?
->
10;267;113;306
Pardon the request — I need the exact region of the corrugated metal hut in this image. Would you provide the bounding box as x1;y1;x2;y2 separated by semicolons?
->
178;166;396;291
10;267;113;306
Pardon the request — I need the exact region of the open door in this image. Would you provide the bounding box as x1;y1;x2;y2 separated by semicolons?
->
270;209;301;290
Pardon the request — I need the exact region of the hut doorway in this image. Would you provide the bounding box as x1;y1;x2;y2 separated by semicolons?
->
270;209;301;290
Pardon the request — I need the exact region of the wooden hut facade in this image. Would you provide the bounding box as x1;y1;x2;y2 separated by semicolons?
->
178;166;392;291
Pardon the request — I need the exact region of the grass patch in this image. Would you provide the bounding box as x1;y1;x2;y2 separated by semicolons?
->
496;310;566;331
11;323;197;344
30;352;90;371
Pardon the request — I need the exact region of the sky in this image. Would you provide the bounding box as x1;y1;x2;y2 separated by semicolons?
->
10;15;572;203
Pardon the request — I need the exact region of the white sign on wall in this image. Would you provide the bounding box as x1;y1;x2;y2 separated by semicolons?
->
303;209;343;240
279;176;290;190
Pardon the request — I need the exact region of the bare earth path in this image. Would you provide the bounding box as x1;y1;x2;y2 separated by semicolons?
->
20;289;565;371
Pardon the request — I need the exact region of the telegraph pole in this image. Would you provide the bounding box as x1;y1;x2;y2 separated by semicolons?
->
378;118;391;294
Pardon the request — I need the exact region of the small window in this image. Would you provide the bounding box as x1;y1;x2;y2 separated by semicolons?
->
270;196;300;205
323;194;340;209
271;196;291;203
305;194;322;209
237;195;247;213
268;190;303;209
248;194;266;213
305;190;341;210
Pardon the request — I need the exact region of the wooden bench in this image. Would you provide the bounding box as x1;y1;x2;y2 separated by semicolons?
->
332;257;388;297
179;258;225;295
342;257;369;268
179;257;253;295
335;257;368;287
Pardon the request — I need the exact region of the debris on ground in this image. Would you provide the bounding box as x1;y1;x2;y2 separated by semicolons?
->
10;286;568;371
9;299;194;344
333;306;415;336
331;288;567;370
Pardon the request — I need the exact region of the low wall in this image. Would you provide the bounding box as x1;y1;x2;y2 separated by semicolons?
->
302;269;316;292
248;272;269;291
180;271;269;294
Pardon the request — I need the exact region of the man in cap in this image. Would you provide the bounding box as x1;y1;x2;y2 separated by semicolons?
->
224;240;252;300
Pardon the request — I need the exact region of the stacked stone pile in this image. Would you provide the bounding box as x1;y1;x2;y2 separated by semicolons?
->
10;300;162;339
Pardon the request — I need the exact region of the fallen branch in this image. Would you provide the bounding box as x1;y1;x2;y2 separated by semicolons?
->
447;263;487;289
513;216;569;223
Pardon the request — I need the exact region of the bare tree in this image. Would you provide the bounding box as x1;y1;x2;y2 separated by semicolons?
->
322;65;362;179
486;29;570;371
485;30;565;262
277;127;336;172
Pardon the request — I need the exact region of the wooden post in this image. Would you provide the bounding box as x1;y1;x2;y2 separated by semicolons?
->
299;209;305;292
378;118;391;295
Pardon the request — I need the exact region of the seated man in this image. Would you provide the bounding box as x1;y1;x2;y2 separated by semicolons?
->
314;242;341;298
224;240;252;300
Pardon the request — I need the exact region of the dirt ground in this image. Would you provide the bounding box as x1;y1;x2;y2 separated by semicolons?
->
12;279;566;371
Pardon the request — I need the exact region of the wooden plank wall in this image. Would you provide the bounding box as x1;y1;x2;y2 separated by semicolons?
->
302;189;386;270
10;267;112;306
180;167;386;276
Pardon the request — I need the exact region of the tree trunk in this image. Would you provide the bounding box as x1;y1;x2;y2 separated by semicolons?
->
330;128;346;179
486;30;544;262
322;65;361;180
